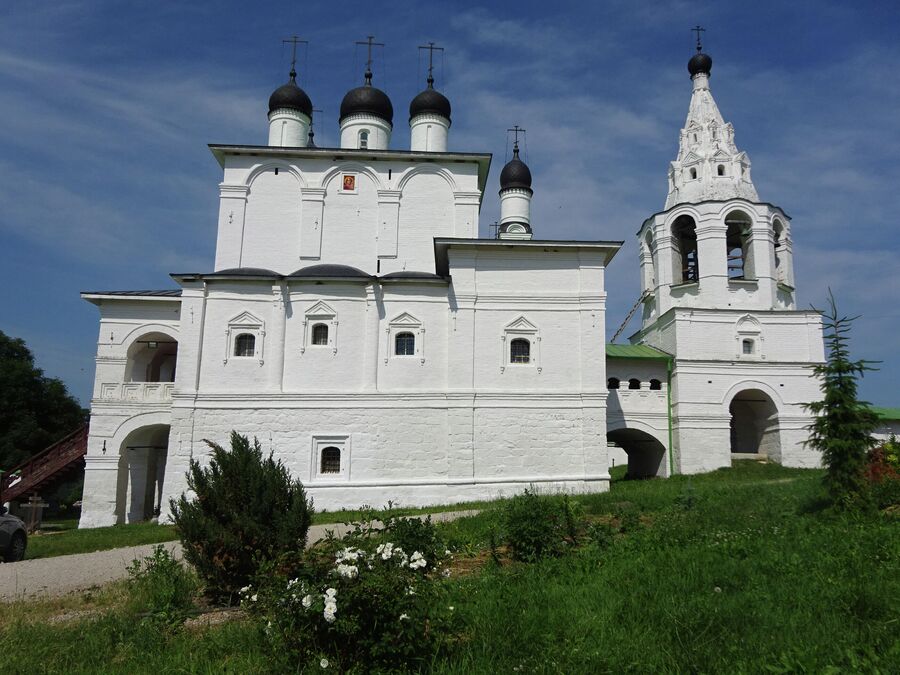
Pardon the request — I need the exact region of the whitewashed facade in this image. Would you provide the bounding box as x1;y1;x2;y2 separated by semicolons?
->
79;45;825;528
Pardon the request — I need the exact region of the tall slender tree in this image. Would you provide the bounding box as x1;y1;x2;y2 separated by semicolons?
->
805;292;879;509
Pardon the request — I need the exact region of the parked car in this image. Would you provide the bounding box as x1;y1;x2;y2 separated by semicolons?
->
0;506;27;562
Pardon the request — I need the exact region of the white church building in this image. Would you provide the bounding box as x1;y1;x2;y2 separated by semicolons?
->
78;41;824;528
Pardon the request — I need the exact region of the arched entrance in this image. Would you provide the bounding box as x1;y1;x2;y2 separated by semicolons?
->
126;332;178;383
607;428;667;478
729;389;781;458
116;424;170;523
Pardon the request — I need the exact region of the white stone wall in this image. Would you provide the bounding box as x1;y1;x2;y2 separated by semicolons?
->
213;154;482;276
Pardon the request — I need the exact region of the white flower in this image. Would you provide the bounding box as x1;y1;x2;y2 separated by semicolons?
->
239;585;251;594
399;613;409;621
323;601;337;623
448;606;455;611
444;549;452;556
251;593;258;602
409;551;427;569
325;587;337;599
320;657;329;668
287;578;299;589
302;594;313;609
378;542;395;560
441;568;451;578
336;563;359;579
406;586;416;596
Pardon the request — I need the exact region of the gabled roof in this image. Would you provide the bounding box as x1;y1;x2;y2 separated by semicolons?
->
606;343;672;361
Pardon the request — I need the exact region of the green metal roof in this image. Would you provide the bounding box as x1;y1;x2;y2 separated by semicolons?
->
606;344;673;361
873;407;900;422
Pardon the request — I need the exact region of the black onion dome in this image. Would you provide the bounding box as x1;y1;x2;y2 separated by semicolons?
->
409;76;451;122
688;51;712;77
499;146;533;192
340;70;394;125
268;68;313;116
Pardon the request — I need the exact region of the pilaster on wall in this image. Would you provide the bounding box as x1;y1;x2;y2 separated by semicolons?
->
452;192;482;238
299;188;326;260
174;282;207;396
78;456;121;528
377;190;402;258
696;223;727;298
214;184;250;270
447;404;475;479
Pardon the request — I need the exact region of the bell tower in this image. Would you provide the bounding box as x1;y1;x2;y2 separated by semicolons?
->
636;33;796;329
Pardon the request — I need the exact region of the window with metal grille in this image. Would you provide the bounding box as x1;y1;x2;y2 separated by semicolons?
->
395;332;415;356
320;446;341;474
510;338;530;364
312;323;328;346
742;339;755;355
234;333;255;357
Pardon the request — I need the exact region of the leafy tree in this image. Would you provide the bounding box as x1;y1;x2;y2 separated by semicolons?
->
170;432;313;603
805;292;879;509
0;331;86;471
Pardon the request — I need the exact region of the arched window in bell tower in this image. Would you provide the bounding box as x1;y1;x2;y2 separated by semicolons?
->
672;215;699;284
725;210;754;280
773;219;786;284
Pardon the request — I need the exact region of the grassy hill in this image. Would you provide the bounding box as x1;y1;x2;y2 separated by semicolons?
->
2;461;898;673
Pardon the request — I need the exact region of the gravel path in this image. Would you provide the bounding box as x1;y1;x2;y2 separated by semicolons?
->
0;510;480;602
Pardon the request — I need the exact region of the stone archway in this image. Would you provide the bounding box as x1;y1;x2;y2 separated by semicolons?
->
729;388;781;458
116;424;170;524
607;427;668;479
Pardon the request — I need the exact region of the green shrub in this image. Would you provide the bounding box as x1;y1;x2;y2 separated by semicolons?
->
126;545;198;623
502;488;576;561
871;477;900;510
586;521;617;550
170;431;313;603
244;519;455;670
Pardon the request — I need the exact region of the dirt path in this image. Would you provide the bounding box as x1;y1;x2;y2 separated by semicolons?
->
0;510;480;602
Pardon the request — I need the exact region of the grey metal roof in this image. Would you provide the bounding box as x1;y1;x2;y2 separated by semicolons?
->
289;264;373;280
82;289;182;297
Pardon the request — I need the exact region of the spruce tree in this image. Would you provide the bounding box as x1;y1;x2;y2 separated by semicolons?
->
170;432;313;602
805;292;878;509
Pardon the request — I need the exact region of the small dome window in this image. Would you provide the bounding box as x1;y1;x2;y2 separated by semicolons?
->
689;167;697;180
649;379;662;391
717;164;725;176
234;333;255;357
359;130;369;149
312;323;329;346
510;338;530;364
320;446;341;474
628;378;641;390
395;332;415;356
607;377;620;390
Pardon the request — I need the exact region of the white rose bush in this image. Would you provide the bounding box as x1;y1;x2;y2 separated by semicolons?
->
243;515;457;669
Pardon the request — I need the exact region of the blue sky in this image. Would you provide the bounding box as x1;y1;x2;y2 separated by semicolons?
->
1;0;898;406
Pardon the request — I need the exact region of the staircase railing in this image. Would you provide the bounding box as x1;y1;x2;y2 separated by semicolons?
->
1;425;89;503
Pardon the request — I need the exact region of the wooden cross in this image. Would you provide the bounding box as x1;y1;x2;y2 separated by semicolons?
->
282;35;308;75
418;42;444;85
356;35;385;79
22;494;49;533
692;25;706;51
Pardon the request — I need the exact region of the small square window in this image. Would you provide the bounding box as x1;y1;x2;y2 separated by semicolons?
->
395;332;415;356
320;446;341;473
234;333;255;357
510;338;530;364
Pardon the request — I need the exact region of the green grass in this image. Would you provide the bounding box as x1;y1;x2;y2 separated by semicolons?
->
4;462;898;672
23;500;492;560
25;522;180;560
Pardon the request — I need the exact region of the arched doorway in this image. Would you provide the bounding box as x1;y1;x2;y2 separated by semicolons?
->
126;332;178;383
729;389;781;457
607;428;667;479
115;424;170;523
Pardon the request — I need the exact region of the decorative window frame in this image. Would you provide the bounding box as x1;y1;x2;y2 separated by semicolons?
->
301;301;338;355
340;171;359;194
500;316;541;373
309;434;350;482
385;312;425;364
224;311;265;365
735;314;764;360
